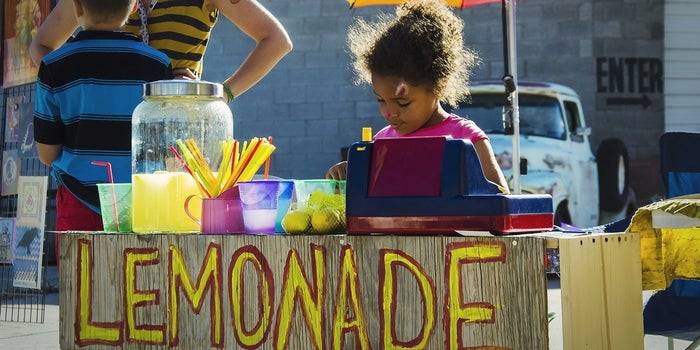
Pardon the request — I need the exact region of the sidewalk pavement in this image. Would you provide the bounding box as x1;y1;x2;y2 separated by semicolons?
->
0;292;59;350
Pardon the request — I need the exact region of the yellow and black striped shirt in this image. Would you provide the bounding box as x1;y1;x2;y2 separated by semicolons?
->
124;0;218;76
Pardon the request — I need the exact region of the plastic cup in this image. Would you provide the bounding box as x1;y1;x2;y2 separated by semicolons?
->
185;187;244;234
337;180;346;195
238;181;282;234
275;181;294;233
97;183;132;233
294;179;337;205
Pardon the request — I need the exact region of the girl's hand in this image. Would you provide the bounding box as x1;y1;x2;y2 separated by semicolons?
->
173;68;197;80
325;161;348;180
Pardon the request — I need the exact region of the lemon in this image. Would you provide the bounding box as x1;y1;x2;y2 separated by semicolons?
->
282;210;312;234
311;208;343;234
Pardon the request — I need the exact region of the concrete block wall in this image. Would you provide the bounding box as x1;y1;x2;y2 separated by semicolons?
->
203;0;664;202
203;2;384;179
590;0;664;203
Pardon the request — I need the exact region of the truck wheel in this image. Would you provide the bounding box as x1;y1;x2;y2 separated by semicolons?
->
554;202;571;226
597;139;630;212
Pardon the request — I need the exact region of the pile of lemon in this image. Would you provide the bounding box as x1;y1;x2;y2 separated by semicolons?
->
282;191;346;234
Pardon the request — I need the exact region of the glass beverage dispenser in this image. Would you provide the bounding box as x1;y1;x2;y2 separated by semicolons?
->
132;80;233;233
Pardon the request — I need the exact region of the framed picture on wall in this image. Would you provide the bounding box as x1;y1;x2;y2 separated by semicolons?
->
0;218;15;264
0;218;16;263
17;99;36;158
2;150;20;196
13;225;42;288
3;0;51;88
13;176;48;289
4;95;25;143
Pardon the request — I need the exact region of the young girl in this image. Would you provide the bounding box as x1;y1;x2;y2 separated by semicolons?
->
326;0;509;192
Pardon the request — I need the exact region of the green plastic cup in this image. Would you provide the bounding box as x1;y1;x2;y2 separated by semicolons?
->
293;179;337;205
97;183;132;233
337;180;346;195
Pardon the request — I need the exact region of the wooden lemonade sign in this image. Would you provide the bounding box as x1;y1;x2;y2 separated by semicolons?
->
59;234;547;349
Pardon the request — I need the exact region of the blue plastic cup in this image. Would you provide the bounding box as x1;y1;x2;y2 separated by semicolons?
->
275;181;294;233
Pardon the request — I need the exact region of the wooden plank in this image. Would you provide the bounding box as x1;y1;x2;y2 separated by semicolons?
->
59;233;77;348
59;234;548;350
559;233;643;350
560;236;607;350
601;233;643;350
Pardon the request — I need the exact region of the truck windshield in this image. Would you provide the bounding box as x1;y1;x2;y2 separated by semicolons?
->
452;93;567;140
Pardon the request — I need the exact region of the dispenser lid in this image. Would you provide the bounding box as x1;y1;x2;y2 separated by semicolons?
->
144;80;223;98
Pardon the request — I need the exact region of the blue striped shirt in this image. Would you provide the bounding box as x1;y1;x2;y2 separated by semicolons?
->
34;30;173;213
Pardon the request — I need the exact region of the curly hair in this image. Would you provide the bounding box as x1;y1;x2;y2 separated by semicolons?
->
348;0;478;106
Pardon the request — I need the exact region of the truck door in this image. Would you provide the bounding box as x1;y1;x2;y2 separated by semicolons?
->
563;99;599;227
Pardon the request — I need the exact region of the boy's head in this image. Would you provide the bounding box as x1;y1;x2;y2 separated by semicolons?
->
72;0;136;27
349;0;478;134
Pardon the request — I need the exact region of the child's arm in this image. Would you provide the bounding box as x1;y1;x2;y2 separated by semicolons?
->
37;144;62;166
34;63;64;167
474;140;510;194
208;0;293;98
326;161;348;180
29;0;77;65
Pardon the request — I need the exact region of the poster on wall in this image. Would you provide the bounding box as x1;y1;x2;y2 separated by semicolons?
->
2;150;20;196
13;176;48;289
17;101;36;158
0;218;15;263
3;0;51;87
4;95;26;142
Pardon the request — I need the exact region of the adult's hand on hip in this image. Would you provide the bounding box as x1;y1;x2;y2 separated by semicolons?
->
173;68;197;80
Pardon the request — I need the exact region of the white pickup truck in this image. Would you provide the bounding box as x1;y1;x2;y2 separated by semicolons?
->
453;81;637;227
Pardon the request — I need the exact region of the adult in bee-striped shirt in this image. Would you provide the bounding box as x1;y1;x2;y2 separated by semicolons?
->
30;0;292;102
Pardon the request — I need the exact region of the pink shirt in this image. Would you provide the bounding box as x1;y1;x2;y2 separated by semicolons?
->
374;114;488;144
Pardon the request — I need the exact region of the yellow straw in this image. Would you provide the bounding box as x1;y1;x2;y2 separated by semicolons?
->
221;141;241;190
242;143;275;181
216;141;233;195
175;138;276;198
241;141;249;159
185;139;218;190
247;146;275;181
239;143;275;182
230;138;262;185
178;139;218;196
176;140;214;196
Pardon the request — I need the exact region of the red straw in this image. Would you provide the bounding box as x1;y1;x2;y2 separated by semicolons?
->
264;136;273;180
91;161;120;230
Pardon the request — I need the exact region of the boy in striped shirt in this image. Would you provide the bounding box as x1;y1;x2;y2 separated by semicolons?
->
34;0;173;232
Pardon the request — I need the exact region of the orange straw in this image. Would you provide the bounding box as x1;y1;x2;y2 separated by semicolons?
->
264;136;272;179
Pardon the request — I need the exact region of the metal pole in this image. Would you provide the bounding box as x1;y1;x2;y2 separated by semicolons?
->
501;0;509;75
505;0;521;194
